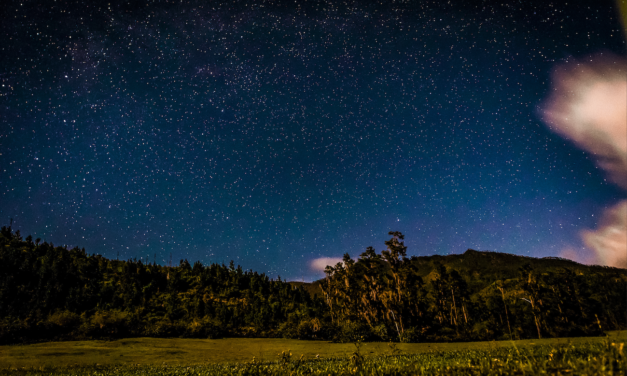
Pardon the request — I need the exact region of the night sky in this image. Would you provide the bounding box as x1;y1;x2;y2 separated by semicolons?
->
1;0;625;281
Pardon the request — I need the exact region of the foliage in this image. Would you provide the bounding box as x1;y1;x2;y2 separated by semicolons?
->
0;226;625;344
0;226;324;344
321;231;626;342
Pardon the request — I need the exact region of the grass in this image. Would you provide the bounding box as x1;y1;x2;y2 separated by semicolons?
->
0;331;624;375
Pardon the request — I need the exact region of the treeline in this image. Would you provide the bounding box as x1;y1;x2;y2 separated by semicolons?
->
0;226;326;344
0;227;625;344
321;232;626;342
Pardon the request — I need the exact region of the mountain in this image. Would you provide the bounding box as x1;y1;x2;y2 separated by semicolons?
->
299;248;623;297
314;234;626;342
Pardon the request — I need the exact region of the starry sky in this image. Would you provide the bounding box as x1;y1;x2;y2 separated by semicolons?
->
1;0;625;281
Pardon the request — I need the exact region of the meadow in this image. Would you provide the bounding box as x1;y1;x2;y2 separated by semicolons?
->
0;331;624;375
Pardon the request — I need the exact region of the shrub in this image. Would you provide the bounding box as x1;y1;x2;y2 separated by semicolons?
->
332;321;374;343
296;318;331;340
47;310;81;328
183;316;224;339
0;317;31;344
471;322;494;341
44;310;82;339
278;319;298;339
88;310;129;337
372;323;391;341
400;327;421;343
144;319;183;337
280;318;334;340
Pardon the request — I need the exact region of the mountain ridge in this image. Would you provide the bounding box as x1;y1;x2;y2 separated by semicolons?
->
295;248;624;297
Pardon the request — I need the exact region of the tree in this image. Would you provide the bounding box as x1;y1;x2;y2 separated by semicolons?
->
518;264;544;339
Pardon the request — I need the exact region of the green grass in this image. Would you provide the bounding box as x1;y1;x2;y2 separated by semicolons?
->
0;331;624;375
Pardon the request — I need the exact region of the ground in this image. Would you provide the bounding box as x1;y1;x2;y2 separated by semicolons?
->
0;331;624;368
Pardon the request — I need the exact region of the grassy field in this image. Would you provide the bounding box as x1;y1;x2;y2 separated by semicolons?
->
0;331;624;371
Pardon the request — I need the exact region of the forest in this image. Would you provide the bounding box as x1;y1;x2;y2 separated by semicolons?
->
0;227;625;345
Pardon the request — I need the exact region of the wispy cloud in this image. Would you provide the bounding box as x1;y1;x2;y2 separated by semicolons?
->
540;53;627;268
580;201;627;268
309;257;344;273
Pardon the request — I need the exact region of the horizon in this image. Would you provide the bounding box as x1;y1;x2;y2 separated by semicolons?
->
7;224;621;285
1;0;625;281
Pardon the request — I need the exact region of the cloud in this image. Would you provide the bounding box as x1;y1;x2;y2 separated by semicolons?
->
309;257;344;273
540;53;627;268
581;201;627;268
558;247;597;266
539;53;627;189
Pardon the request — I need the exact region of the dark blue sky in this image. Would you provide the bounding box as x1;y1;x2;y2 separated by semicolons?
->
1;0;625;281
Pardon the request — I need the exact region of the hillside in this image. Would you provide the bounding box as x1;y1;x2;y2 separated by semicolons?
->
317;233;626;342
299;249;624;298
411;249;617;280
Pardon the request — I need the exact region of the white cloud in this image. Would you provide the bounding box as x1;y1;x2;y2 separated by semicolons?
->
540;53;627;268
540;54;627;189
581;201;627;268
309;257;344;272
